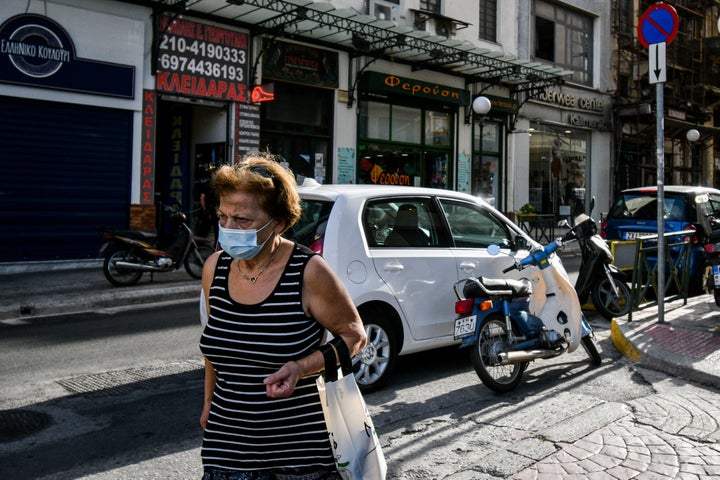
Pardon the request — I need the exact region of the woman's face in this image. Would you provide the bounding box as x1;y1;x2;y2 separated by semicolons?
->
217;191;273;232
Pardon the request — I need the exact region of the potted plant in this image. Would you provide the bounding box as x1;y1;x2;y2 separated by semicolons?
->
517;203;536;222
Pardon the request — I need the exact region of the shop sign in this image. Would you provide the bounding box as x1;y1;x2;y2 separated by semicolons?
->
537;88;605;112
361;72;470;106
141;90;157;205
262;40;338;88
235;103;260;161
370;164;413;186
485;94;518;114
567;113;610;130
0;14;135;98
156;15;249;102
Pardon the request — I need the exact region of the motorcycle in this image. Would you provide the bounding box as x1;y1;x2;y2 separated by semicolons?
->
97;207;216;286
562;212;632;320
453;232;602;393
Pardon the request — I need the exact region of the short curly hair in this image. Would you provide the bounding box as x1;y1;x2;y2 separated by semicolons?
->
212;152;302;232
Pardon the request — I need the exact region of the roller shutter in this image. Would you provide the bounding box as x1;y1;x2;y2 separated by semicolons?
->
0;96;132;262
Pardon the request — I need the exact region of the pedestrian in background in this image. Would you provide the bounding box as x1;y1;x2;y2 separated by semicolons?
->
198;152;367;480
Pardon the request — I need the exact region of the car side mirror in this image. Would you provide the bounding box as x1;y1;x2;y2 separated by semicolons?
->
514;236;528;251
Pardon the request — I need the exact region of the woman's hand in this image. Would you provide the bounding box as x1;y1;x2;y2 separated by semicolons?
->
264;361;301;398
200;401;211;429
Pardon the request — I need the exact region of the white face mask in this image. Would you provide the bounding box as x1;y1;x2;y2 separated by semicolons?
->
217;218;274;260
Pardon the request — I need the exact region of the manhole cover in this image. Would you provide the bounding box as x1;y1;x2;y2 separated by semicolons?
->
0;409;52;442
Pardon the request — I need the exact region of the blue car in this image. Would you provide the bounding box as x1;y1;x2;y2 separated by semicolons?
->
601;186;720;295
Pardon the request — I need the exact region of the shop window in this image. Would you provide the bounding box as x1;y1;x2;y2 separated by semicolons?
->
358;100;453;188
532;0;593;86
392;105;422;144
361;102;391;140
472;122;500;206
528;124;589;216
425;111;450;146
357;146;422;186
478;0;497;42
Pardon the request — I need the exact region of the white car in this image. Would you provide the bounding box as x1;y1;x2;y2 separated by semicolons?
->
286;182;538;392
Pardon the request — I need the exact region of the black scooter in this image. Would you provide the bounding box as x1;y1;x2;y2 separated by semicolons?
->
97;207;215;287
561;211;632;320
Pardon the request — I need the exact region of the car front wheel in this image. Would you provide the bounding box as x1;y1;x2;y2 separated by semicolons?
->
353;316;397;393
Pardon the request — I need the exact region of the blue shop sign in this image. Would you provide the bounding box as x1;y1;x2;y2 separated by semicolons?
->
0;14;135;98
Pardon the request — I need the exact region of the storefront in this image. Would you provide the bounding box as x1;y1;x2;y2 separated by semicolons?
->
258;40;337;183
0;4;142;262
150;13;252;238
354;71;469;189
519;86;612;218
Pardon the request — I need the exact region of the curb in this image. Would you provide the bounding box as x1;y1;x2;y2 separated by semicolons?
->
0;284;199;323
611;316;720;390
610;319;642;362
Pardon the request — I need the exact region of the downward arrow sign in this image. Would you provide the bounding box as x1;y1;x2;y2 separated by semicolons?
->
649;42;666;84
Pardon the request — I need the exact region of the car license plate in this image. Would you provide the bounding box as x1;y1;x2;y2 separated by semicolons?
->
713;265;720;287
454;315;477;340
625;232;647;240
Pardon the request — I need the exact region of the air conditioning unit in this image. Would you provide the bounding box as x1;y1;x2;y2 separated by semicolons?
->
370;0;399;22
434;18;456;38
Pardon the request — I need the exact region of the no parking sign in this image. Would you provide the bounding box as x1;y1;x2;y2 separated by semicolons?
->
638;3;679;48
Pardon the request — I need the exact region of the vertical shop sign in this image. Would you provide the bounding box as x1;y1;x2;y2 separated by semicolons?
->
235;102;260;162
156;15;249;102
166;113;188;207
140;89;156;205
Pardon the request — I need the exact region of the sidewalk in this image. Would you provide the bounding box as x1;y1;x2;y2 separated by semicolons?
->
0;261;200;323
1;258;720;389
610;294;720;389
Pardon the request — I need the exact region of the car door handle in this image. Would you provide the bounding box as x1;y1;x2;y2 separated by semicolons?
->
459;262;477;270
384;263;405;272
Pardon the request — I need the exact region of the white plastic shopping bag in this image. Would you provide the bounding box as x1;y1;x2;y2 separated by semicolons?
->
317;337;387;480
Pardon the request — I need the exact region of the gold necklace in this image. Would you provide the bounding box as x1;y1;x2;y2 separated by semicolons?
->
235;247;279;284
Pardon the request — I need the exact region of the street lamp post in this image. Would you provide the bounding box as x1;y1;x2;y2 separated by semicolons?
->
687;129;700;184
472;96;491;199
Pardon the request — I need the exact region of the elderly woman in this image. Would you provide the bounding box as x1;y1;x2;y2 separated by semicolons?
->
198;153;367;480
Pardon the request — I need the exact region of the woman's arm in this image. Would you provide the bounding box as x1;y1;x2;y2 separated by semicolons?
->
200;357;216;429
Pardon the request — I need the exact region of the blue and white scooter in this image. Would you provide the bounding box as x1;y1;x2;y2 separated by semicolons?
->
453;231;601;393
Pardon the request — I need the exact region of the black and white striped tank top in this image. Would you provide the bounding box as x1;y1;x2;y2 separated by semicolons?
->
199;244;334;473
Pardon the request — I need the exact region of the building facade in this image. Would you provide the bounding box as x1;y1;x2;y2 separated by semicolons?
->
612;0;720;198
1;0;617;264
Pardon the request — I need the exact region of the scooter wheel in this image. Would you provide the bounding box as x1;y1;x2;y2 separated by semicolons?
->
591;276;632;320
103;250;144;286
581;335;602;366
470;317;525;393
185;245;216;279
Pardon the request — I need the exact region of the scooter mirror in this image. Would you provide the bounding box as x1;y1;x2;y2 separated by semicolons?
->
487;244;501;256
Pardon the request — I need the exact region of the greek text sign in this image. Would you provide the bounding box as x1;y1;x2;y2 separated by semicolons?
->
0;14;134;98
361;72;470;106
156;15;249;102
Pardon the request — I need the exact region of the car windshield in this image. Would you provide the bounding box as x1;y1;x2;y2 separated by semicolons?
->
284;199;333;248
608;193;686;221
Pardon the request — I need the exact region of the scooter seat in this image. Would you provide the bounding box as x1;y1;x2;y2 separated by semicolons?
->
463;276;532;299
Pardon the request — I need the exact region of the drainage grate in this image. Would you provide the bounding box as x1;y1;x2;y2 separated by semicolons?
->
0;409;52;442
57;361;203;397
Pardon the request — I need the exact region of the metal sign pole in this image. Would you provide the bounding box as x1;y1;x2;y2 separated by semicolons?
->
640;3;676;323
656;82;665;323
